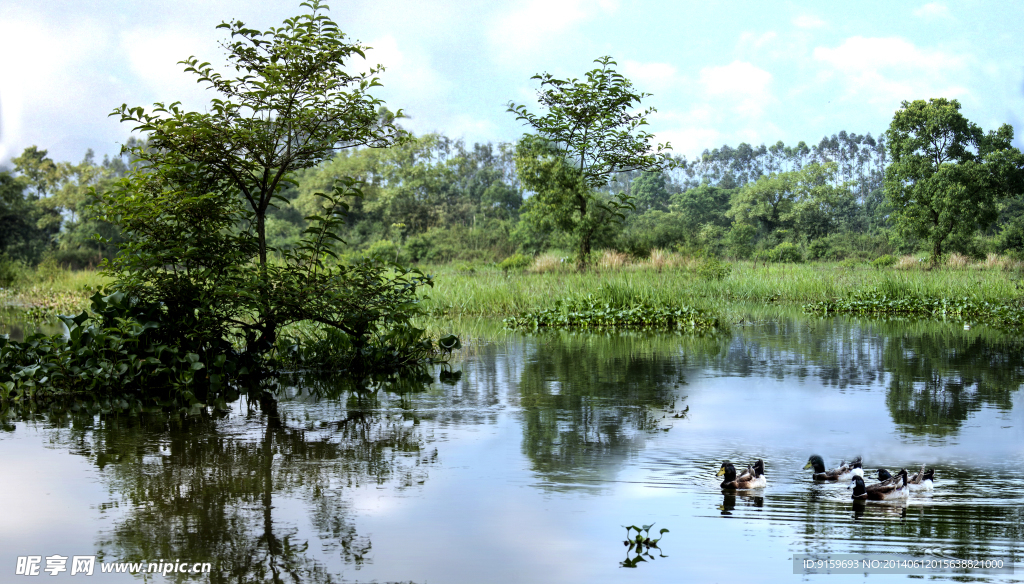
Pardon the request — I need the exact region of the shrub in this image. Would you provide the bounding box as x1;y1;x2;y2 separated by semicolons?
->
498;253;533;273
365;239;407;264
839;258;860;270
696;256;731;281
769;242;803;263
726;224;756;259
0;254;22;288
871;254;896;269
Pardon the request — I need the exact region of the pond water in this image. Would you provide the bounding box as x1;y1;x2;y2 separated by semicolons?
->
2;313;1023;583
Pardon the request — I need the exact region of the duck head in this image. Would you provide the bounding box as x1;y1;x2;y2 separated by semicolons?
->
716;461;737;480
804;454;826;473
849;475;867;498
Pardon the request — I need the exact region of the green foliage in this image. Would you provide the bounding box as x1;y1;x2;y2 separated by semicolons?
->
872;254;897;269
805;288;1024;329
695;256;731;281
884;98;1024;263
768;242;804;263
631;171;671;212
725;223;756;259
504;295;719;331
48;1;450;405
498;253;532;273
508;56;672;268
0;253;23;288
728;162;854;241
0;291;242;411
0;169;59;265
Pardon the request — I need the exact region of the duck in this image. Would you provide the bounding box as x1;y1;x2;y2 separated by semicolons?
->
804;455;863;481
877;466;934;490
851;468;908;501
907;465;935;491
717;459;767;490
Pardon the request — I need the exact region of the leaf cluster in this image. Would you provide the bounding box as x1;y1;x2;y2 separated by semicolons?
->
504;295;719;331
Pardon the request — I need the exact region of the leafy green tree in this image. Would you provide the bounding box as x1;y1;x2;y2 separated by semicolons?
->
884;98;1024;262
102;1;432;376
727;162;853;243
669;184;733;233
508;56;672;269
0;170;57;263
630;171;671;212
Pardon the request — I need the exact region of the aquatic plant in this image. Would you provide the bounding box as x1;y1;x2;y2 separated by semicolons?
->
621;523;669;568
504;295;719;331
804;288;1024;329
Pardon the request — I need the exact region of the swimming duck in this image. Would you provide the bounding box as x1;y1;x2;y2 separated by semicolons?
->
908;466;935;491
877;466;933;490
804;455;862;481
850;468;909;501
717;460;767;489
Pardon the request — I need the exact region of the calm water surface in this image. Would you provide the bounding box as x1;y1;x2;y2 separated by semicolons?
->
2;314;1023;583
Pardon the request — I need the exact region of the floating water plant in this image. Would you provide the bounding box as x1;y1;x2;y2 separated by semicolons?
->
804;289;1024;329
504;296;720;331
620;523;669;568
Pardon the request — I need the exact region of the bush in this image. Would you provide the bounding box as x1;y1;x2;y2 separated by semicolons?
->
725;224;756;259
839;258;861;270
769;242;803;263
364;239;407;264
0;253;22;288
871;254;896;269
498;253;533;273
696;256;731;281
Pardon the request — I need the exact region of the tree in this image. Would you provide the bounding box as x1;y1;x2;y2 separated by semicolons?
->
508;56;672;268
884;98;1024;262
727;162;852;242
102;1;433;381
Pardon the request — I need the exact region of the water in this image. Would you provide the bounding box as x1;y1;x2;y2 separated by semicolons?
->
2;314;1023;583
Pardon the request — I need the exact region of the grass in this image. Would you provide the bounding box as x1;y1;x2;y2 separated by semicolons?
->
1;270;111;322
419;260;1024;318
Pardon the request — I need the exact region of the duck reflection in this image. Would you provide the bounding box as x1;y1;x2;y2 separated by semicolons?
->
718;493;764;516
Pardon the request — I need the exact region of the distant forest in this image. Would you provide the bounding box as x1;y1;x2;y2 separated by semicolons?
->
3;128;1023;268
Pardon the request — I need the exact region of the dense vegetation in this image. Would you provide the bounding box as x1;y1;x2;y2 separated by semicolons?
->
1;3;454;410
5;117;1021;279
3;6;1024;411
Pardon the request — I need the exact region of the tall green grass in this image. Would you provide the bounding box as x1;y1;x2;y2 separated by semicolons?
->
419;261;1024;317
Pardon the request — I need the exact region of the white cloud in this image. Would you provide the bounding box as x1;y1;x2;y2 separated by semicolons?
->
0;10;113;162
738;31;778;51
913;2;951;19
366;35;447;99
622;60;679;93
488;0;619;61
118;28;214;108
699;61;774;118
813;36;970;110
793;14;827;29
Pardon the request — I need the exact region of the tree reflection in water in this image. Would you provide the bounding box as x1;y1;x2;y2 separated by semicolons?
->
23;376;435;584
517;331;726;489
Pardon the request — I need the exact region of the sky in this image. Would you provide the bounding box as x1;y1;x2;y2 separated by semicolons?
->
0;0;1022;168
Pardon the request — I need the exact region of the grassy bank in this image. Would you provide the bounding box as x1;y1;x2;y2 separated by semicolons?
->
0;271;110;322
419;260;1024;318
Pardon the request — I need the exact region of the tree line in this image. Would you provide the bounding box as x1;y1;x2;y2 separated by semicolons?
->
5;120;1021;270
